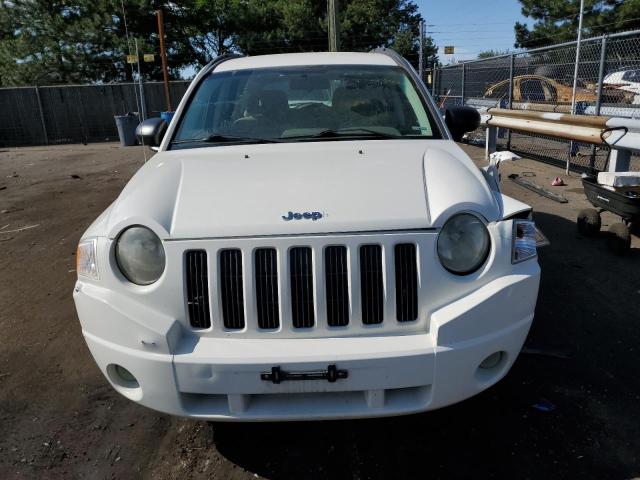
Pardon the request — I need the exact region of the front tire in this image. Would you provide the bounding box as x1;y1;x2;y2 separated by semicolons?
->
577;208;601;237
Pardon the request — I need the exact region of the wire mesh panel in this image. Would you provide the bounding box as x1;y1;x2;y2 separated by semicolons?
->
0;87;46;147
435;64;465;108
38;84;138;144
506;40;596;169
601;34;640;118
463;55;514;145
0;81;190;147
465;56;513;103
3;30;640;165
435;30;640;172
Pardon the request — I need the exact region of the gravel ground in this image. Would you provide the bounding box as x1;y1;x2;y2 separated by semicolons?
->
0;142;638;479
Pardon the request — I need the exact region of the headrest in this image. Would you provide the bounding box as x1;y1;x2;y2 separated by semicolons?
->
259;90;289;113
245;89;289;117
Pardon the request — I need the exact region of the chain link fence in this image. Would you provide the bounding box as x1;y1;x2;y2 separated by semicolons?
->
5;31;640;158
434;29;640;172
0;81;190;147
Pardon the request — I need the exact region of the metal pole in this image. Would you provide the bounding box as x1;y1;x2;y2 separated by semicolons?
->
568;0;585;173
120;0;141;118
507;55;514;109
328;0;340;52
34;86;49;145
156;8;173;112
418;20;424;79
461;64;466;106
134;41;148;163
590;34;608;171
432;63;437;95
134;39;147;120
507;54;514;149
594;35;608;117
570;0;586;115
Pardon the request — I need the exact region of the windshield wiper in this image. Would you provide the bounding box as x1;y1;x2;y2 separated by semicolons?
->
172;133;283;145
173;128;403;145
286;127;401;140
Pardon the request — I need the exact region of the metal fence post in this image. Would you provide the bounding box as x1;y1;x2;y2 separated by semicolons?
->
461;64;466;106
486;126;498;160
432;65;437;96
139;79;147;120
609;149;631;172
567;36;581;173
418;20;424;79
590;34;608;171
507;54;515;150
33;86;49;145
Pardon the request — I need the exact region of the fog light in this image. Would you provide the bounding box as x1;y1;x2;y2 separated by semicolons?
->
479;351;504;370
114;365;139;387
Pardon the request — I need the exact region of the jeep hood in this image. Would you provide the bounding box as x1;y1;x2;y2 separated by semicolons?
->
103;140;500;239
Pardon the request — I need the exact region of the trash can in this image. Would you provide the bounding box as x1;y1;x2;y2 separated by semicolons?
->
114;113;139;147
160;111;175;124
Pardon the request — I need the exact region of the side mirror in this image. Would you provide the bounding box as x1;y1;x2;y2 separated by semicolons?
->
135;117;168;147
445;106;480;142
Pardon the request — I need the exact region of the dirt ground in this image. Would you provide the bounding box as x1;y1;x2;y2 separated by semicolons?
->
0;142;639;480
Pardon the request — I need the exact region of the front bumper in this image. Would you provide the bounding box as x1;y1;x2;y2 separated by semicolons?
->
75;262;540;421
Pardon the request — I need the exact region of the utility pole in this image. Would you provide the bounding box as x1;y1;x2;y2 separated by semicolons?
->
418;20;425;79
156;7;173;112
328;0;340;52
568;0;585;174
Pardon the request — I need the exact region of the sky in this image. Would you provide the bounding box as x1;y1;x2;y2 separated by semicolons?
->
414;0;529;63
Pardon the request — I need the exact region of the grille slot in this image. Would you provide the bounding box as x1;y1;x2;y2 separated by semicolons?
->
289;247;315;328
219;249;245;329
255;248;279;329
394;244;418;322
185;250;211;329
360;245;384;325
325;246;349;327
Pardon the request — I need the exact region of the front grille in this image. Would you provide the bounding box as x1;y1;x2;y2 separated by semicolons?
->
325;246;349;327
219;249;245;329
183;236;424;334
289;247;315;328
185;250;211;329
255;248;279;329
394;244;418;322
359;245;384;325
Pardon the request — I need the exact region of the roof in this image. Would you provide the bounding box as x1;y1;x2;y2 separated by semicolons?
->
214;52;397;72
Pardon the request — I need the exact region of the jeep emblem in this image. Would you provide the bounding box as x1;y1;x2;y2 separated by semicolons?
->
282;211;323;221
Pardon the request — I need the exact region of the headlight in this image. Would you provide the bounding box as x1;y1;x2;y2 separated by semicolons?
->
115;226;166;285
77;239;98;279
437;213;490;275
512;220;537;263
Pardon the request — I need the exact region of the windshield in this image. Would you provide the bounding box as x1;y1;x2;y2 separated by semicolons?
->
171;65;440;148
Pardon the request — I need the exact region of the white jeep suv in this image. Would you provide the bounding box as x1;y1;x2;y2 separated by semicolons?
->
73;50;540;421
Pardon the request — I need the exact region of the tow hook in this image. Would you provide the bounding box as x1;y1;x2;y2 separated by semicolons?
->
260;364;348;384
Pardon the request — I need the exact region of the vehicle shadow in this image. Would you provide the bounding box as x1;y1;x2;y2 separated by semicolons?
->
209;211;640;480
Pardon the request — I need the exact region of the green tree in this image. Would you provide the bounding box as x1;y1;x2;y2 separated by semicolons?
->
232;0;327;55
514;0;640;49
477;49;511;59
0;1;123;85
0;0;189;86
0;0;437;86
232;0;438;67
170;0;245;63
166;0;439;70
